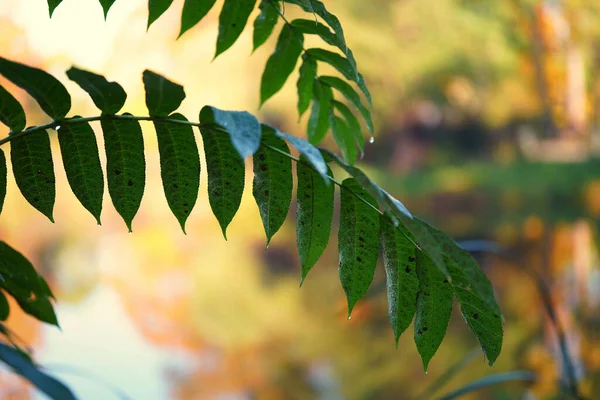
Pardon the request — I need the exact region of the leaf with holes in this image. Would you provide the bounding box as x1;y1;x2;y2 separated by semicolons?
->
414;251;453;372
0;84;26;132
252;127;293;245
99;0;117;18
0;150;5;214
47;0;63;17
199;106;261;159
275;130;328;180
297;157;334;284
143;70;186;117
319;76;372;134
338;178;380;316
260;24;304;105
381;217;419;345
154;113;200;233
66;67;126;115
253;0;279;50
101;116;145;232
199;125;245;239
0;241;58;326
148;0;174;28
10;132;55;222
58;119;104;224
180;0;217;38
332;100;363;155
0;57;71;120
330;114;356;165
307;80;332;144
297;54;316;118
215;0;257;58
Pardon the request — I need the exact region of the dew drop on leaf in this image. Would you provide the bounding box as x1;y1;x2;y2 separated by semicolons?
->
368;136;375;144
55;125;61;131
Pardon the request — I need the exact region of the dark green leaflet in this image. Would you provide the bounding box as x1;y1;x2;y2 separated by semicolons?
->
291;19;337;47
0;84;26;132
0;292;8;321
215;0;258;58
0;343;76;400
332;100;363;155
57;120;104;224
330;114;357;165
154;113;200;233
148;0;175;28
10;132;55;222
253;0;280;50
99;0;117;18
199;106;262;159
47;0;63;17
0;241;58;326
307;80;332;144
319;75;373;134
306;48;353;80
252;128;293;245
380;217;419;345
0;150;5;214
338;178;380;316
199;127;245;239
0;57;71;121
414;251;453;372
297;158;334;284
260;24;304;105
296;54;317;118
143;70;186;117
66;67;126;115
274;131;328;179
101;117;146;232
180;0;217;38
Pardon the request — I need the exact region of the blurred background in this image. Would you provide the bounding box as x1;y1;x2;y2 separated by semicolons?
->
0;0;599;398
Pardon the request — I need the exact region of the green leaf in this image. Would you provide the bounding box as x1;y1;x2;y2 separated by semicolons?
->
338;178;380;316
297;158;334;284
252;127;293;245
148;0;174;29
291;19;337;47
381;217;419;345
414;251;453;373
356;72;373;108
307;79;332;144
0;149;5;214
10;132;55;222
66;67;126;115
332;100;363;155
143;70;186;117
179;0;217;38
330;114;356;165
0;57;71;120
199;106;262;159
57;119;104;224
0;84;26;132
306;48;353;80
0;343;76;400
99;0;117;19
253;0;280;50
215;0;258;58
260;24;304;105
297;54;317;118
0;292;9;321
275;130;328;180
319;76;373;134
199;126;245;239
154;113;200;233
101;116;145;232
47;0;63;17
0;241;58;326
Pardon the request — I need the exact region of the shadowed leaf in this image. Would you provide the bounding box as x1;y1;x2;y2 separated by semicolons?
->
66;67;126;115
148;0;174;29
0;84;26;132
47;0;63;17
180;0;217;38
307;80;332;144
253;0;280;50
275;130;328;180
215;0;257;58
319;76;372;134
143;70;185;117
99;0;117;18
0;292;8;321
330;113;356;165
200;106;261;159
297;54;317;118
332;100;363;155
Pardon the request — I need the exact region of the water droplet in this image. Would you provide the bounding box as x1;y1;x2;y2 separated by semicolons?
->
128;232;133;235
55;125;61;131
347;315;352;320
368;137;375;144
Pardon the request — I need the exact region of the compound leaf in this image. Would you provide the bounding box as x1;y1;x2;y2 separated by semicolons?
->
154;113;200;233
10;132;55;222
101;116;145;232
57;119;104;224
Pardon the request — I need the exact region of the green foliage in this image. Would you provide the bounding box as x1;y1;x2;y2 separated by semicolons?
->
307;79;333;144
67;67;126;115
99;0;117;19
296;54;317;117
253;0;280;51
0;84;26;132
143;70;186;117
215;0;257;58
0;149;5;214
148;0;174;29
180;0;217;38
46;0;63;17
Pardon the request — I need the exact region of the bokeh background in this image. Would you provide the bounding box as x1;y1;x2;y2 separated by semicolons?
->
0;0;599;398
